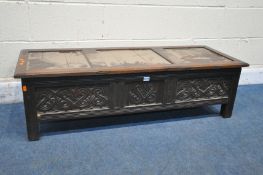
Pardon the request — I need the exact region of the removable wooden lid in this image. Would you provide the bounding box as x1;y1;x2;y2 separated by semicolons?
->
14;46;249;78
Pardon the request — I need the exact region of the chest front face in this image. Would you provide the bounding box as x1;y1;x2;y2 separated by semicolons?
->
22;68;236;121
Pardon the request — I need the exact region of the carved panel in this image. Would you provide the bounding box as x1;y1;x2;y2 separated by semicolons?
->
127;82;160;105
35;86;109;113
175;78;230;102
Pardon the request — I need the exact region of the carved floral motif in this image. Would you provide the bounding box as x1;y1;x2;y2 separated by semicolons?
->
128;83;159;105
176;78;230;102
35;86;108;112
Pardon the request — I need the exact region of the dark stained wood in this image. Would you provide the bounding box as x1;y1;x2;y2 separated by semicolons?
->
220;68;241;118
21;78;40;141
14;46;249;141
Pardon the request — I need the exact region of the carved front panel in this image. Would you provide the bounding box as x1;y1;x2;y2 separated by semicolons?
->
35;85;109;113
175;78;230;102
127;82;161;106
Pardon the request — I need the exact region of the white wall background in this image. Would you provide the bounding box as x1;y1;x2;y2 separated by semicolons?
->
1;0;263;78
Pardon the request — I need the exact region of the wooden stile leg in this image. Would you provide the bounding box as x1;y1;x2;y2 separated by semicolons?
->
220;68;241;118
22;79;40;141
25;118;40;141
220;103;234;118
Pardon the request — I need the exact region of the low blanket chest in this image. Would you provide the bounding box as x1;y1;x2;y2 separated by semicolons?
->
14;46;249;141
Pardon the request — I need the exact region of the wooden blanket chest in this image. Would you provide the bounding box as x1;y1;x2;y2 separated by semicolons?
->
14;46;249;141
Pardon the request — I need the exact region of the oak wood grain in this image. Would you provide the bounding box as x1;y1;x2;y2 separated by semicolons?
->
14;46;249;78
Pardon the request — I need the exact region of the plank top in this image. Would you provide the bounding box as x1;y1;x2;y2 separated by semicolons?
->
14;46;249;78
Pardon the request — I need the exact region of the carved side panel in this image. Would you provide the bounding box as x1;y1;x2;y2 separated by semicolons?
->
175;77;230;102
35;85;109;113
127;82;161;106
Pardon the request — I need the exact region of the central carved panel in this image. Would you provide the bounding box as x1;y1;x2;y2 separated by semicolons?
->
175;78;230;102
35;86;109;113
127;82;160;106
